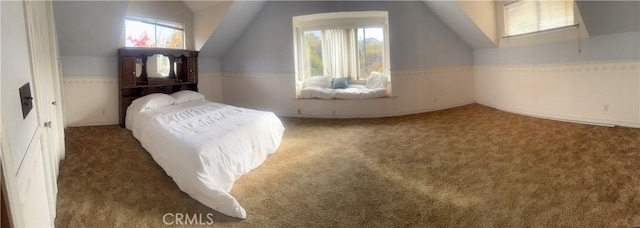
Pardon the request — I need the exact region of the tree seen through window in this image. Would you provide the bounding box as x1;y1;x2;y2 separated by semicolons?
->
300;27;384;79
125;18;184;49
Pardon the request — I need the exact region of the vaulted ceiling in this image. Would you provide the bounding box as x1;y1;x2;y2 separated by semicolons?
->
576;0;640;36
197;0;267;58
53;0;640;59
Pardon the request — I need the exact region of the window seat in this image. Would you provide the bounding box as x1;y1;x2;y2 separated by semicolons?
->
299;79;389;100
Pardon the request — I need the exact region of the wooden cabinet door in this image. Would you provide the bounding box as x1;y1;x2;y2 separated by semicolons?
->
121;57;136;87
188;57;198;83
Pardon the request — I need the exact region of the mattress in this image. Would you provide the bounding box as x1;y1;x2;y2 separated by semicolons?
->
126;100;284;219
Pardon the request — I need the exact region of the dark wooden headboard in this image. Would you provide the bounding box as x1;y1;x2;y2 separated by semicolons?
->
118;47;199;128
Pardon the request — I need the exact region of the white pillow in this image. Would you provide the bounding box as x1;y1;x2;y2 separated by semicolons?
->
303;76;332;89
171;90;205;104
130;93;176;111
365;71;389;89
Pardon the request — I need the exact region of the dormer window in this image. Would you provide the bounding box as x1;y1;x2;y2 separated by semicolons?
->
125;17;185;49
504;0;575;37
293;11;391;81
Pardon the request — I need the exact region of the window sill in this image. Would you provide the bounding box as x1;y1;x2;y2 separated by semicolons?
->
498;23;588;48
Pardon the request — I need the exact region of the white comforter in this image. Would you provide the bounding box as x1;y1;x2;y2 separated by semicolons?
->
126;100;284;219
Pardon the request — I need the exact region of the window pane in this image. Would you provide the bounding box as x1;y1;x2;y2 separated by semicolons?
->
358;27;384;79
125;20;156;47
538;1;574;30
505;1;538;36
156;26;184;49
504;0;574;36
302;30;323;77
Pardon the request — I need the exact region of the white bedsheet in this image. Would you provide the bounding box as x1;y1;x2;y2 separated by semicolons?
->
126;100;284;219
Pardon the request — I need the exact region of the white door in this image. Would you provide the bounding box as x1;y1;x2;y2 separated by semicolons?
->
23;0;64;223
1;0;62;226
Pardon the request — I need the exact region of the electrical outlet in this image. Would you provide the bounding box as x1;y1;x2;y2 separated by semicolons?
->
604;104;609;112
297;109;301;115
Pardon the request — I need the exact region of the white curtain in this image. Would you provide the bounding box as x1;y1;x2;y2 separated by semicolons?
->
322;29;358;78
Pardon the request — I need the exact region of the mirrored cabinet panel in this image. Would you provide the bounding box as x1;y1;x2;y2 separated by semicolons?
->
118;48;198;87
117;48;199;127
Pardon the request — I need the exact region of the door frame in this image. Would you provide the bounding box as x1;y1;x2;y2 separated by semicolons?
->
1;160;14;228
22;0;61;223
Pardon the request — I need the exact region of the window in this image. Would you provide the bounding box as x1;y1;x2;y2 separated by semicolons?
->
504;0;575;37
357;28;384;79
125;17;184;49
302;30;324;77
293;12;390;82
299;28;384;80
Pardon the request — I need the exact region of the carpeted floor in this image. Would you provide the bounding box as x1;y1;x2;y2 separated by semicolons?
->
56;104;640;227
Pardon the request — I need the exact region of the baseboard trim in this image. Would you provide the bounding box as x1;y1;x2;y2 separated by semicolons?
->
476;101;639;128
66;121;119;128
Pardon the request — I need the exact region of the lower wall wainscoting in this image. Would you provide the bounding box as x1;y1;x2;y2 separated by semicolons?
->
474;59;640;128
63;73;223;127
63;76;119;127
221;66;476;118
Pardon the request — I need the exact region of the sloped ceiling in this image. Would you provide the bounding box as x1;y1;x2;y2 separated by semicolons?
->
52;0;640;59
422;1;497;49
182;0;225;12
193;1;233;50
53;1;129;56
198;0;267;58
576;0;640;36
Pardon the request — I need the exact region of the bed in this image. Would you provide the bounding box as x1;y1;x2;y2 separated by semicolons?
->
126;93;284;219
117;48;284;219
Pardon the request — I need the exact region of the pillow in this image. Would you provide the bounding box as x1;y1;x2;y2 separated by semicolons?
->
303;76;332;89
331;77;350;89
365;71;389;89
130;93;176;111
171;90;205;104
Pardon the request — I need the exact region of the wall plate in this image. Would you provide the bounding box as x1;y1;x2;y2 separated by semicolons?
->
19;82;33;119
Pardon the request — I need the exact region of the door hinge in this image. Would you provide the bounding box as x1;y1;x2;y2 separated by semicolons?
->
44;121;52;128
52;101;57;105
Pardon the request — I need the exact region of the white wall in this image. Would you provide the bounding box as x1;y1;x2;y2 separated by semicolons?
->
199;73;224;103
218;1;475;118
475;60;639;127
475;32;640;66
1;1;39;170
474;23;639;128
63;72;224;127
58;1;199;127
63;77;118;126
58;1;640;128
222;67;475;118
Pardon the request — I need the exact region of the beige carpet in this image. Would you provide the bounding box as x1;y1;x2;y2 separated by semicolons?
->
56;104;640;227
